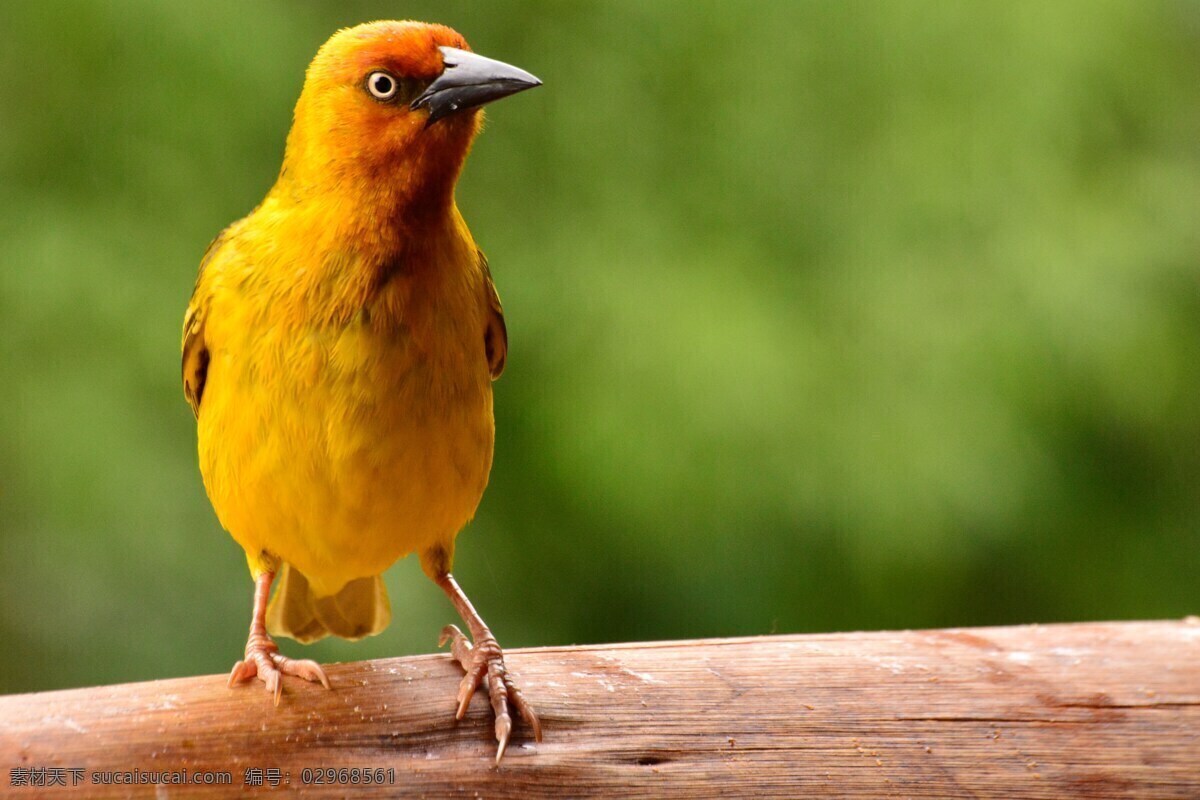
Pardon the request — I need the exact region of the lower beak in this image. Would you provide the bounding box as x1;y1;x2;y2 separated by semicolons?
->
411;46;542;125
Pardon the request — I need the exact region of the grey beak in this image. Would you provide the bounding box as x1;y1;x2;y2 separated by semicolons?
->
411;46;542;124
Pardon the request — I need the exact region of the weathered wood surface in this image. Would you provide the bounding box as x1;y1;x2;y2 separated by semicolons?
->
1;620;1197;798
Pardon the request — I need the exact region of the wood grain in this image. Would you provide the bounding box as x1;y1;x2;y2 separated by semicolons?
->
1;620;1198;798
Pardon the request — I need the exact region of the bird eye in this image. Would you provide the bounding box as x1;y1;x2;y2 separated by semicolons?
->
366;71;398;101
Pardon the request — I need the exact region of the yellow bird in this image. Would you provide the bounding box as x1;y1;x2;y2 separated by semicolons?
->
181;21;542;760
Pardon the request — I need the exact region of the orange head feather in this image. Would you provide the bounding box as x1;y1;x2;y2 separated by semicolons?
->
275;21;540;218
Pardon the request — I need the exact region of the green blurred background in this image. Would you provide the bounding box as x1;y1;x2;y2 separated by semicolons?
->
1;0;1197;695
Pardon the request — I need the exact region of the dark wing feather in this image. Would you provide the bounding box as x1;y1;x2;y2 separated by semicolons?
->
479;250;508;380
181;232;227;417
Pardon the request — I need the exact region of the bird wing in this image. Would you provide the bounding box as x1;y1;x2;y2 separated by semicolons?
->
480;250;507;380
181;232;228;417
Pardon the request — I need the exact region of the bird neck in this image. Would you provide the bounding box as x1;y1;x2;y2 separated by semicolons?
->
251;176;476;328
258;119;479;324
272;157;463;230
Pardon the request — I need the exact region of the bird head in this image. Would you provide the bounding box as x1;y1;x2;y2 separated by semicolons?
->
278;21;541;212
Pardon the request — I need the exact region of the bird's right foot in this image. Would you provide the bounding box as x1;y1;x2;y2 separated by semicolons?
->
228;570;331;705
228;634;330;705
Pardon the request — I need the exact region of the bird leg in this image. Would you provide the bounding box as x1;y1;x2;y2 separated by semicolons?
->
228;570;331;704
436;572;541;762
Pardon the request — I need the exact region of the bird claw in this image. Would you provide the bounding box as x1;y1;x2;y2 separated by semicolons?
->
439;624;541;762
228;640;331;704
438;624;461;648
495;713;512;764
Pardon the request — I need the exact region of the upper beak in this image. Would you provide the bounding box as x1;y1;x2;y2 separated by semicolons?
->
411;46;542;125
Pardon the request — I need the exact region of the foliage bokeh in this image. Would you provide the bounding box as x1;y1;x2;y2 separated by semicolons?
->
1;0;1197;693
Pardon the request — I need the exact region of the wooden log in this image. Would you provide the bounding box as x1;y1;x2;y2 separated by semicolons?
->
1;620;1197;798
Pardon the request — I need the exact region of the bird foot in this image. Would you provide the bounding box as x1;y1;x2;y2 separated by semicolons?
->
228;635;331;705
439;624;541;763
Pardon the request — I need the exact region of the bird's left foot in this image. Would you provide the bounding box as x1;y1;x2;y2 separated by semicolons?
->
440;624;542;762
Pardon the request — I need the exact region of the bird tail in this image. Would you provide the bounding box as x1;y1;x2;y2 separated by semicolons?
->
265;563;391;643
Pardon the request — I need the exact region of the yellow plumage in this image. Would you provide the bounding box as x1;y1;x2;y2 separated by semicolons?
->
187;201;500;638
